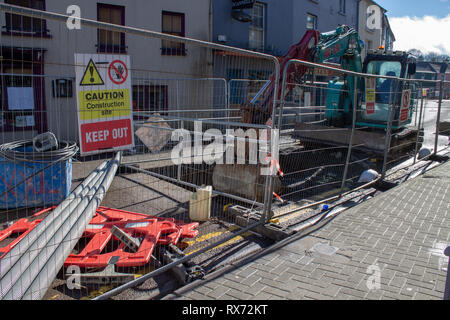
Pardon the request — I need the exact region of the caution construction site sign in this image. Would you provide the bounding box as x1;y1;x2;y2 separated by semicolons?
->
75;54;135;155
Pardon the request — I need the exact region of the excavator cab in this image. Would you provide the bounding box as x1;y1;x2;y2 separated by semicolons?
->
358;50;417;130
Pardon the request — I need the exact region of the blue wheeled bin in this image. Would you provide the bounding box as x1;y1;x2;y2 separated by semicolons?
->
0;143;74;209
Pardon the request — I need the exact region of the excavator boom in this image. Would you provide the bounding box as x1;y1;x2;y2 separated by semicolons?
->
243;26;363;125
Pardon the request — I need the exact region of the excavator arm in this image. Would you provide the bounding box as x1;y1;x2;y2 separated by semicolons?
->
242;25;363;125
241;29;320;124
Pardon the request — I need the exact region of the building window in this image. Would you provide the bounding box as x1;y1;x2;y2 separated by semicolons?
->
0;48;46;132
97;3;126;53
249;2;265;52
132;85;168;114
306;13;317;30
3;0;50;37
52;79;73;98
339;0;346;14
2;71;34;130
161;11;186;56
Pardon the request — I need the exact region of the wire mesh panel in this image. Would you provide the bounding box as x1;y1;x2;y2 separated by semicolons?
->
0;3;281;300
276;61;377;207
0;2;447;302
434;81;450;154
383;79;449;182
274;59;446;223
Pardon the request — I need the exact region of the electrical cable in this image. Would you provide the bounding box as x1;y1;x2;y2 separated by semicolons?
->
0;140;78;163
0;140;79;200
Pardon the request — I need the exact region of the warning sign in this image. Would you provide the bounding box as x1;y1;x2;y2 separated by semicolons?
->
80;119;133;153
365;78;376;115
400;89;411;122
80;59;105;86
75;54;134;155
78;89;131;120
108;60;128;85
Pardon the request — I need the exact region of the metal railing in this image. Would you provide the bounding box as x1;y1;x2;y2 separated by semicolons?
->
0;2;449;300
0;2;282;300
275;58;449;219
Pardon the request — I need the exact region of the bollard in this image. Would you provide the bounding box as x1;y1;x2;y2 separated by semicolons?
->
444;246;450;300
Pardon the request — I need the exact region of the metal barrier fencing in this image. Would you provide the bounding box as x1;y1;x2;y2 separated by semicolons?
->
382;80;450;182
0;3;449;301
0;3;281;300
274;59;449;220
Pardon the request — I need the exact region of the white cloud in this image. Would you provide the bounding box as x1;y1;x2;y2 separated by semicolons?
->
389;14;450;55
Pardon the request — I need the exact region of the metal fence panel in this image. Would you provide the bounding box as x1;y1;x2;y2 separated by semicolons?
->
275;59;446;222
0;2;448;301
0;3;280;300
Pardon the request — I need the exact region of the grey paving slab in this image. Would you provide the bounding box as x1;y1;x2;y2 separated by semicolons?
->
164;161;450;300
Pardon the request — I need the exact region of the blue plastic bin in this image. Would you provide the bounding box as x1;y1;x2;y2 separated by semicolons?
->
0;146;72;209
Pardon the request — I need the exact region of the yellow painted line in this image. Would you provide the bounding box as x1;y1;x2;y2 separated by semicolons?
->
48;294;60;300
185;226;253;256
134;266;154;279
184;225;250;246
84;285;115;300
183;231;225;246
186;235;245;256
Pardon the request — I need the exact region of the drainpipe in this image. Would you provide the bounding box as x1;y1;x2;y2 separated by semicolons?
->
356;0;361;32
209;0;213;43
356;0;362;56
209;0;214;76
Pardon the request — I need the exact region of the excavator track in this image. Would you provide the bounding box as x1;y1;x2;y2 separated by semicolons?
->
293;122;423;164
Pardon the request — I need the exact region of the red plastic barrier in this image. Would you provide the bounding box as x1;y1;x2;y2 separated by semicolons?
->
0;207;54;259
0;206;199;269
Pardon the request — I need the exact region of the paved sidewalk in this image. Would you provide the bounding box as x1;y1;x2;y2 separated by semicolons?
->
164;161;450;300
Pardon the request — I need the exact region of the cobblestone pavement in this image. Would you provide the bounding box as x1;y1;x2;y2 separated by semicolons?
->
164;160;450;300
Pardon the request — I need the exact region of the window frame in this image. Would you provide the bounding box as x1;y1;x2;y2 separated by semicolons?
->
339;0;346;15
306;13;318;30
248;2;266;52
97;3;127;54
132;84;168;116
0;47;47;133
161;11;186;56
2;0;51;38
52;79;73;98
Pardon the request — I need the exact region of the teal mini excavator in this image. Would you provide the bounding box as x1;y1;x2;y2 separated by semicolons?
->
244;25;420;159
213;26;421;202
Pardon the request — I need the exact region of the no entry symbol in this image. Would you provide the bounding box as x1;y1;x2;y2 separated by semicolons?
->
108;60;128;85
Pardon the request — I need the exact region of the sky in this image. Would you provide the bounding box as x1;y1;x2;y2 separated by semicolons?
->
375;0;450;55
